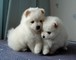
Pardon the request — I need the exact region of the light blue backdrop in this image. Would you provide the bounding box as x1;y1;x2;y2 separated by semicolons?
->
2;0;9;39
0;0;3;39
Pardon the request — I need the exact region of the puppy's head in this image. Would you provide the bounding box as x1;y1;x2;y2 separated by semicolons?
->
21;7;45;32
41;16;62;39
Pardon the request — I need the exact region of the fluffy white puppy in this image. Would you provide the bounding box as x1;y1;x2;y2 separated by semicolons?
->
41;16;68;55
7;7;45;54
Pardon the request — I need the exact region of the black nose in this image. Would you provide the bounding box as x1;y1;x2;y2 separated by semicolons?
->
43;35;45;38
36;26;40;30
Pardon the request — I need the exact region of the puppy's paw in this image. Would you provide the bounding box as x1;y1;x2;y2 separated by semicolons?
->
34;43;42;54
34;48;41;54
43;49;49;55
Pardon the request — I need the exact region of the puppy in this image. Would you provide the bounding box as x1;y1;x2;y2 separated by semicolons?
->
7;7;45;54
41;16;68;55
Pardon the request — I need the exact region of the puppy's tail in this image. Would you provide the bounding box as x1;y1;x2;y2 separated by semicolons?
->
7;28;14;38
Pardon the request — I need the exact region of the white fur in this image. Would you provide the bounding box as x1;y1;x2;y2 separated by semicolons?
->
7;7;45;54
41;16;68;55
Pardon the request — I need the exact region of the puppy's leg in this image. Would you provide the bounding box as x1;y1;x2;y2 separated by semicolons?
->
13;43;28;52
63;35;68;50
34;42;42;54
43;44;49;55
8;41;23;52
27;42;35;53
63;41;68;51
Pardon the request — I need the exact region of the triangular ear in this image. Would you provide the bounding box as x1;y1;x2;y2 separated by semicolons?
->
40;8;45;14
54;23;58;29
25;10;30;17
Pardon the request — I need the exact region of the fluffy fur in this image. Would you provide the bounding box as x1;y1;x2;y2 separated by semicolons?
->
7;7;45;54
41;16;68;55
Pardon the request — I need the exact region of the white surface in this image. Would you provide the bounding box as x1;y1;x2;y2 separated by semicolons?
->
50;0;76;41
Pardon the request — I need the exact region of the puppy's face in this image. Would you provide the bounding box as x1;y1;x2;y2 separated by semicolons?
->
22;7;45;32
41;17;60;40
29;18;44;32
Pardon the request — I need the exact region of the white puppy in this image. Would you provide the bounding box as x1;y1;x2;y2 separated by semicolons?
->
7;7;45;54
41;16;68;55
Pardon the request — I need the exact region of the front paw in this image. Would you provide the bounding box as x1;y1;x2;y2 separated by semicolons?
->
34;43;42;54
43;49;49;55
34;48;41;54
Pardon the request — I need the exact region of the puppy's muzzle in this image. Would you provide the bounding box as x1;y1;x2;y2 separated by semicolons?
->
36;26;40;30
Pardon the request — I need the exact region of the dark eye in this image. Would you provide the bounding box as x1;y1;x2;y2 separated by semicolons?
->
40;20;43;23
31;21;34;23
47;32;51;34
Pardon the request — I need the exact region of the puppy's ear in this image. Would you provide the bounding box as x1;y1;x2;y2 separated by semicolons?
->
54;23;58;29
40;8;45;14
25;10;30;17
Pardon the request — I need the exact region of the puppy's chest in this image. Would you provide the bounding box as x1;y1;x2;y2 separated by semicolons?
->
31;34;41;41
44;40;53;47
26;33;41;41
